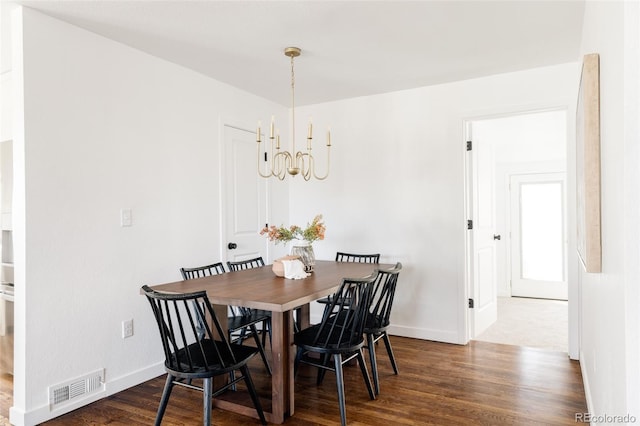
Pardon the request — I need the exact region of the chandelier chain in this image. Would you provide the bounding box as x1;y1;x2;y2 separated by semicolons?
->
291;53;296;156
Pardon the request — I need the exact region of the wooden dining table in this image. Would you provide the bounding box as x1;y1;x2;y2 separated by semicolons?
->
146;259;386;424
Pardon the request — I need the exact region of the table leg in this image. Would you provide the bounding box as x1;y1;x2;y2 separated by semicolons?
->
298;303;310;330
269;310;295;423
209;305;294;424
211;304;228;340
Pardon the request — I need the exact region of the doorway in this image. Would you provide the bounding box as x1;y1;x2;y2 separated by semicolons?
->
466;109;569;352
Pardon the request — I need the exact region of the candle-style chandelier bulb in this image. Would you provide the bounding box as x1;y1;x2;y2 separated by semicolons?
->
257;47;331;181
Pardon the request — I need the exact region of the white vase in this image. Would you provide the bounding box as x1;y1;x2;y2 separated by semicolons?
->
289;241;315;272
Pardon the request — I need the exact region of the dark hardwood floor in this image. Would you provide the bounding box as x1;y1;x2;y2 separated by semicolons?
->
0;373;11;426
0;337;587;425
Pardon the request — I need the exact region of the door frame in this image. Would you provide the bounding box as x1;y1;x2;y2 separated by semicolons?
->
463;107;580;360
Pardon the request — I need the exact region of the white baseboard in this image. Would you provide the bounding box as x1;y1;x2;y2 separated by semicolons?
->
309;313;464;345
388;324;463;344
10;362;165;426
579;350;594;419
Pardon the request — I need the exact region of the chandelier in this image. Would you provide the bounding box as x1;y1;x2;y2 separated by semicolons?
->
257;47;331;180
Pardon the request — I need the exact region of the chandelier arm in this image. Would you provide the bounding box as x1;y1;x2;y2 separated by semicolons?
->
274;151;292;179
304;155;312;181
297;152;313;181
312;146;331;180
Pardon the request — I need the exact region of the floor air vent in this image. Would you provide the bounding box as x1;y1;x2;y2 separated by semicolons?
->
49;369;105;410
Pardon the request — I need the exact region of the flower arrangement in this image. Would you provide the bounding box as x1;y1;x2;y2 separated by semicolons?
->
260;214;326;244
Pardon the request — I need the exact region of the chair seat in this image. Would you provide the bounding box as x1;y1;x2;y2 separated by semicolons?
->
364;314;389;333
294;319;365;353
228;310;271;332
254;309;272;319
170;339;258;377
317;295;351;305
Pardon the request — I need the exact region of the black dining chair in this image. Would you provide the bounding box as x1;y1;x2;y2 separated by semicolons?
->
364;262;402;395
180;261;272;376
227;256;272;347
180;262;225;279
317;252;380;318
226;256;266;271
294;272;378;426
141;285;267;426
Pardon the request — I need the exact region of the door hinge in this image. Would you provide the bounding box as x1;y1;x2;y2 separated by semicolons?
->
467;220;473;230
466;140;472;151
468;298;474;308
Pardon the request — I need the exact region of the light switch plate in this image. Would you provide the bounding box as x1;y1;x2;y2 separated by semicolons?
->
120;208;132;227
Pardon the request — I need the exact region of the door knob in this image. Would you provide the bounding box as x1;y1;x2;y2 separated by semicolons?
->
493;234;501;241
227;242;237;250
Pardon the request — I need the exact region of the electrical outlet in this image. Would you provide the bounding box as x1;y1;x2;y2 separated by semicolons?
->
122;319;133;338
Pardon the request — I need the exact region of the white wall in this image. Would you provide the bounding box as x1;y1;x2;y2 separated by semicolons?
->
578;0;640;421
290;63;579;339
11;8;287;424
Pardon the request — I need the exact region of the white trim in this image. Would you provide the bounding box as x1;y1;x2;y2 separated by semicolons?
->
388;325;463;345
310;315;463;345
579;350;594;416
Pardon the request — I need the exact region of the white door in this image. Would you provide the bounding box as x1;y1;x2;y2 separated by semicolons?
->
223;125;269;262
510;173;568;300
469;131;498;337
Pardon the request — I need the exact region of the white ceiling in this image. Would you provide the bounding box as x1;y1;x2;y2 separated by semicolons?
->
5;0;585;106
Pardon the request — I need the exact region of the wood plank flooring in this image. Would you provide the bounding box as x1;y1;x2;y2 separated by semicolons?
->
1;337;587;425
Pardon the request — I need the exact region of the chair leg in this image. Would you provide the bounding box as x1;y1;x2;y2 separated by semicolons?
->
382;332;399;374
357;349;376;400
241;365;267;425
250;324;272;375
261;320;267;347
294;347;304;376
202;377;213;426
226;331;239;391
155;374;175;426
238;327;248;344
333;354;347;426
261;318;272;348
317;354;330;385
367;333;380;395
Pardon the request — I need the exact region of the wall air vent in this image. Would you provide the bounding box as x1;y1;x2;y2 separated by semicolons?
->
48;369;105;410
